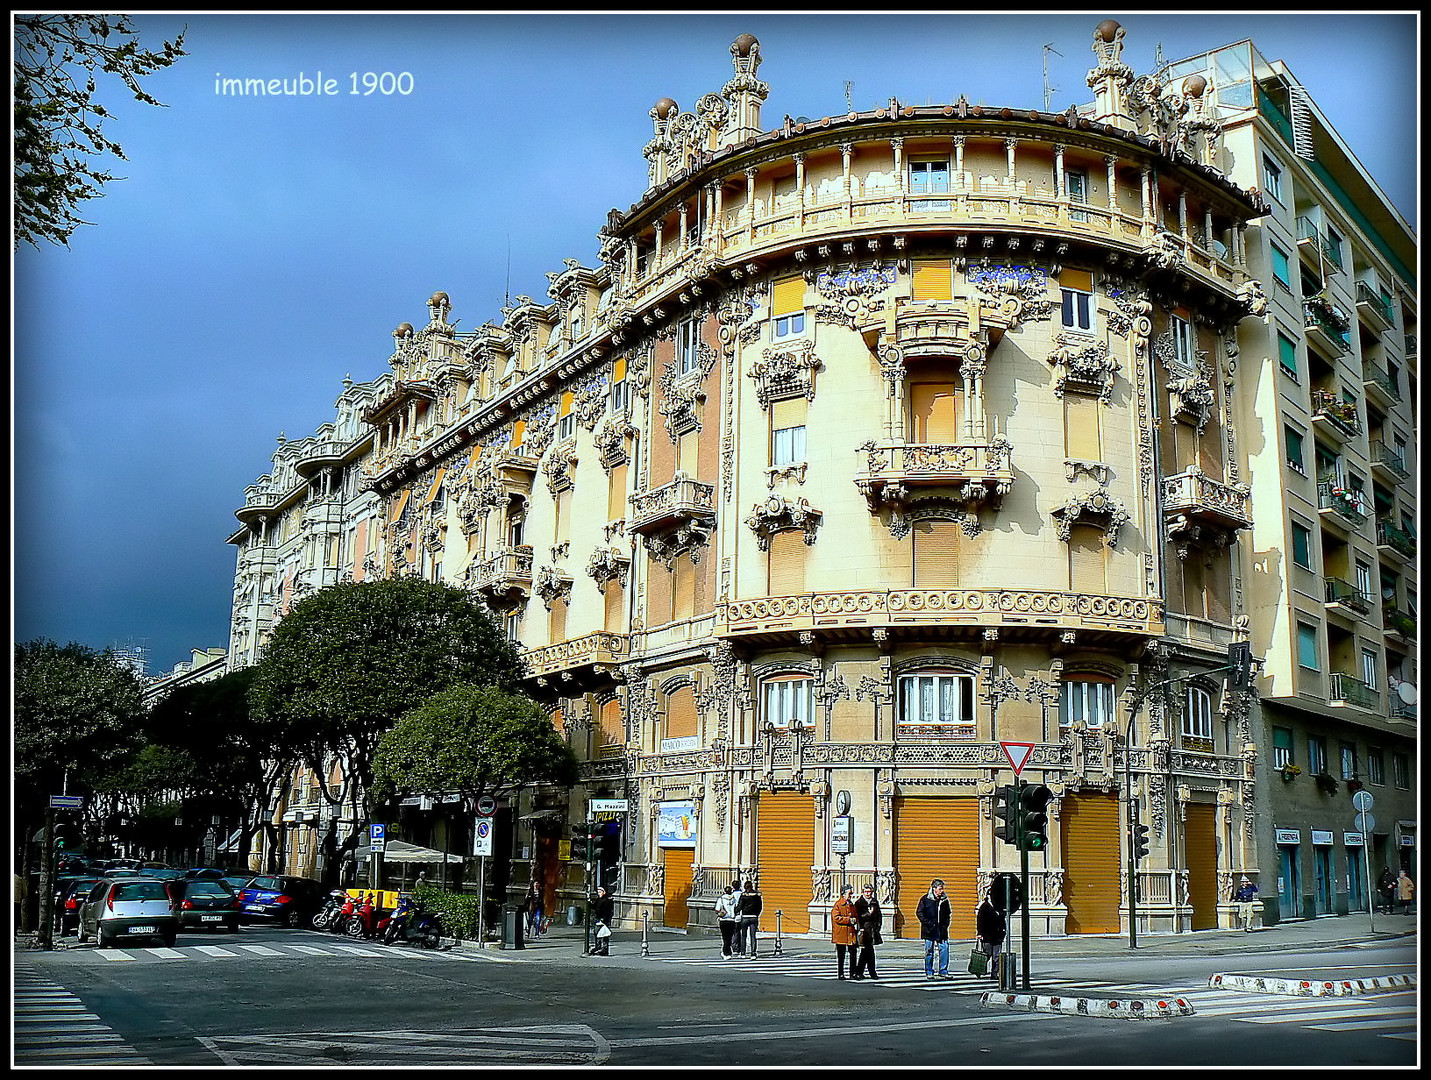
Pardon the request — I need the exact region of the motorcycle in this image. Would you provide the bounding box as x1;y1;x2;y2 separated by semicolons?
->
310;889;347;931
381;894;418;945
344;893;381;939
384;895;443;949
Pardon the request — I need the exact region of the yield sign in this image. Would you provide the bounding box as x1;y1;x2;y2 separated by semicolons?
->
1000;741;1035;777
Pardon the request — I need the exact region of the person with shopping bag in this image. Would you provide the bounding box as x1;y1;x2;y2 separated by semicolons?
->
587;886;614;956
973;895;1006;980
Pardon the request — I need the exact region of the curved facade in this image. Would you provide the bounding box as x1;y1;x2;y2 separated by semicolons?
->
227;24;1415;933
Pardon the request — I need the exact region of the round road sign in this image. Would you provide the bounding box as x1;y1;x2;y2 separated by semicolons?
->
1351;790;1373;812
990;872;1024;915
476;796;497;817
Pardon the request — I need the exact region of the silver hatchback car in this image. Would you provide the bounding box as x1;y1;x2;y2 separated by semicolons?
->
78;877;179;948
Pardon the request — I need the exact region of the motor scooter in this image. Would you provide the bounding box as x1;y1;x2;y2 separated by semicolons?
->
310;889;347;931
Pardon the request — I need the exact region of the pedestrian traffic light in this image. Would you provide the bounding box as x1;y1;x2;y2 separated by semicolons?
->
570;822;594;862
993;785;1019;846
1227;640;1253;691
1018;784;1052;852
53;827;69;853
1130;821;1150;862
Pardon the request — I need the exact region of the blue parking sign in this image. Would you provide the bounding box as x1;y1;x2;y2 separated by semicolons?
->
370;823;386;850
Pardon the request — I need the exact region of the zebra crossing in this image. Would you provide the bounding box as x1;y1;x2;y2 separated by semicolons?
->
652;952;1417;1040
13;966;151;1066
56;939;509;965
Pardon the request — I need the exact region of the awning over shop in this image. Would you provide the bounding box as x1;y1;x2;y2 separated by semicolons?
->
354;839;463;864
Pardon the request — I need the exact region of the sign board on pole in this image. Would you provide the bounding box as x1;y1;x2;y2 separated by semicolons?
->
1352;790;1374;812
473;818;493;856
49;795;82;809
590;799;628;815
370;823;386;852
1000;742;1034;777
831;815;854;855
476;796;497;817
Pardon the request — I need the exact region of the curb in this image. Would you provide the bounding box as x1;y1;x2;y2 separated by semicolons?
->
1208;972;1416;996
979;991;1196;1020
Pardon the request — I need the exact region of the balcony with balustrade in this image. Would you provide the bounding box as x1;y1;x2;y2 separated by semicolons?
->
1355;281;1395;334
1328;671;1378;711
1303;299;1351;357
1369;440;1409;485
1316;481;1368;532
627;473;716;537
1309;388;1362;442
1322;576;1371;619
1375;518;1416;562
1382;604;1416;641
1361;362;1402;411
1161;467;1252;536
467;544;534;603
854;439;1015;513
524;630;630;682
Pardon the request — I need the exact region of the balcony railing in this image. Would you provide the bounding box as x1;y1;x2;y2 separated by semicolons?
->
1316;482;1368;528
1328;671;1377;710
1390;696;1417;721
468;544;533;599
524;631;629;678
1310;388;1362;438
1369;440;1409;482
854;439;1015;509
1375;519;1417;561
1355;282;1395;331
1161;468;1252;532
1405;334;1417;360
627;473;716;535
1303;300;1351;355
1361;362;1401;407
1382;605;1416;639
1323;576;1371;615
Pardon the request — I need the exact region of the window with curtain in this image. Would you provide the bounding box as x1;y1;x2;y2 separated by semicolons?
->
898;672;976;737
761;676;814;729
1272;727;1294;769
1060;680;1115;729
1183;686;1214;746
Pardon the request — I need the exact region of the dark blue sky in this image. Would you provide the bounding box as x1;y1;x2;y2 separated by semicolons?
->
12;13;1418;676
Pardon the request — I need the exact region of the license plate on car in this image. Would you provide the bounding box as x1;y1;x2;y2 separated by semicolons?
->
127;925;156;934
201;914;223;922
245;904;265;911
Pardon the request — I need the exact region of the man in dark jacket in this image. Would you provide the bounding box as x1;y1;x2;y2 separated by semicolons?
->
737;879;762;957
975;896;1006;981
915;879;952;978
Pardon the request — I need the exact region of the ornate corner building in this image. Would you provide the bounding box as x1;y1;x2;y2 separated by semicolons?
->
225;24;1416;934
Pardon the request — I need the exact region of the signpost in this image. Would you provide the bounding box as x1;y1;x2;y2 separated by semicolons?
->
1352;790;1375;930
48;794;82;810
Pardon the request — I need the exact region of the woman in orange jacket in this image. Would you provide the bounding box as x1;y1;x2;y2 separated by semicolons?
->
830;884;859;980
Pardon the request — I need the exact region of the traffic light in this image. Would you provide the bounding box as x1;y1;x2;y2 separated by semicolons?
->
53;826;69;853
993;785;1019;846
1018;784;1052;852
1227;641;1253;691
1130;821;1150;862
570;822;593;862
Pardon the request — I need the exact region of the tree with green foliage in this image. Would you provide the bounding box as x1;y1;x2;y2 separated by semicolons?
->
247;578;528;830
14;13;187;249
373;684;578;809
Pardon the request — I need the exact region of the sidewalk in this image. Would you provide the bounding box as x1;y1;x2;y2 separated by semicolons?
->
464;908;1417;968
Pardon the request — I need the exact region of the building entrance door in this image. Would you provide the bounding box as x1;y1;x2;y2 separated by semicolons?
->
1346;846;1366;912
1278;846;1300;919
1314;846;1332;914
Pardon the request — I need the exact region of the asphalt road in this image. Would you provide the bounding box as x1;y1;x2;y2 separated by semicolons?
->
13;926;1417;1067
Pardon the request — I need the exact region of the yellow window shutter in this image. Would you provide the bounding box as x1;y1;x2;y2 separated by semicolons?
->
1059;268;1094;291
1068;525;1107;593
559;391;574;418
771;395;806;431
389;488;412;523
666;686;697;740
613;357;627;382
599;698;624;755
772;275;805;316
912;519;960;586
673;554;696;621
424;468;447;504
604;580;625;632
910;383;959;443
512;420;526;448
912;261;953;302
767;529;807;596
608;461;628;520
1065;395;1101;460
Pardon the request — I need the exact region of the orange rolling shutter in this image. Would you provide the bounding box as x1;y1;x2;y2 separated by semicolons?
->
910;383;959;443
512;420;526;448
755;792;814;933
1065;394;1100;460
893;796;980;938
665;685;697;740
423;468;447;505
1059;268;1094;292
912;519;959;588
663;848;694;928
1068;525;1107;594
1061;792;1121;933
767;529;807;596
598;698;624;757
911;261;953;302
1185;804;1218;931
389;488;412;523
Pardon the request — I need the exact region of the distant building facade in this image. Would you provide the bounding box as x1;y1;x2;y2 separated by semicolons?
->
227;23;1416;930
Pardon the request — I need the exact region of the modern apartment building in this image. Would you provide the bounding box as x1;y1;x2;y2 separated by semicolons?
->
227;22;1415;932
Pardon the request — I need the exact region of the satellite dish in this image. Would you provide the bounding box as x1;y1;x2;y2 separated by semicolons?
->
1396;682;1417;705
794;116;811;125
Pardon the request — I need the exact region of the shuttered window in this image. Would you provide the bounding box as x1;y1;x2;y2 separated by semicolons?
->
772;276;806;337
677;431;699;476
755;792;815;933
665;685;697;741
911;261;953;302
672;553;696;621
912;519;959;587
1068;525;1107;594
597;698;624;758
663;848;694;928
389;488;412;524
771;396;807;466
548;598;567;644
767;529;807;596
604;580;624;632
647;555;671;627
909;382;959;442
894;797;979;938
512;420;526;449
423;468;447;505
1065;393;1101;460
608;461;627;521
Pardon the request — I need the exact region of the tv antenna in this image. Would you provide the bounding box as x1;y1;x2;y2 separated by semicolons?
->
504;234;511;308
844;80;853;111
1042;43;1062;109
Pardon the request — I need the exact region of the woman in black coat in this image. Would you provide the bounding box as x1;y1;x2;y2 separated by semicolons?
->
975;897;1006;980
852;884;883;980
588;886;614;956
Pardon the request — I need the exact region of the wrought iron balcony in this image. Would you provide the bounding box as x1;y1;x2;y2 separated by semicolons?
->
1361;362;1401;409
1375;519;1416;561
854;439;1014;510
1303;300;1351;356
1328;671;1377;710
1323;576;1371;616
1316;482;1368;529
1309;388;1362;440
627;472;715;536
1355;282;1395;332
1161;467;1252;533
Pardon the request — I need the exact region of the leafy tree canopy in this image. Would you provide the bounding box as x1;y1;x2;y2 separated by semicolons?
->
14;13;186;249
247;578;527;810
373;684;578;807
14;638;148;799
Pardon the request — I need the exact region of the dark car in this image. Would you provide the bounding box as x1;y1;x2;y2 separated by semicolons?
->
237;875;325;927
54;875;103;935
222;873;255;895
77;877;178;948
172;878;240;933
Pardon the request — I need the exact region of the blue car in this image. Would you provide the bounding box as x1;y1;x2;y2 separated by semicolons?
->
236;875;325;927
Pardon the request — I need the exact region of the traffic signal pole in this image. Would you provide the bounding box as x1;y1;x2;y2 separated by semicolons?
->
1019;795;1030;992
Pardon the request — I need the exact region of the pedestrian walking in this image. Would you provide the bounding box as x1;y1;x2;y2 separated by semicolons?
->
524;879;543;939
1233;875;1259;931
587;885;614;956
851;884;883;981
975;895;1006;982
1378;866;1397;913
716;885;740;958
728;878;744;956
916;879;952;978
738;879;763;957
1396;869;1415;915
830;884;859;980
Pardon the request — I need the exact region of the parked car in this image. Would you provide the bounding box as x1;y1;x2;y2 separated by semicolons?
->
236;875;326;927
54;875;104;935
222;873;255;895
143;867;187;881
172;878;240;933
183;867;228;881
77;878;178;948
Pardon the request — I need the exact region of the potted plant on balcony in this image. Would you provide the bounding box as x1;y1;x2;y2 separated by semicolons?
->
1279;763;1302;782
1314;771;1339;796
1347;777;1364;793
